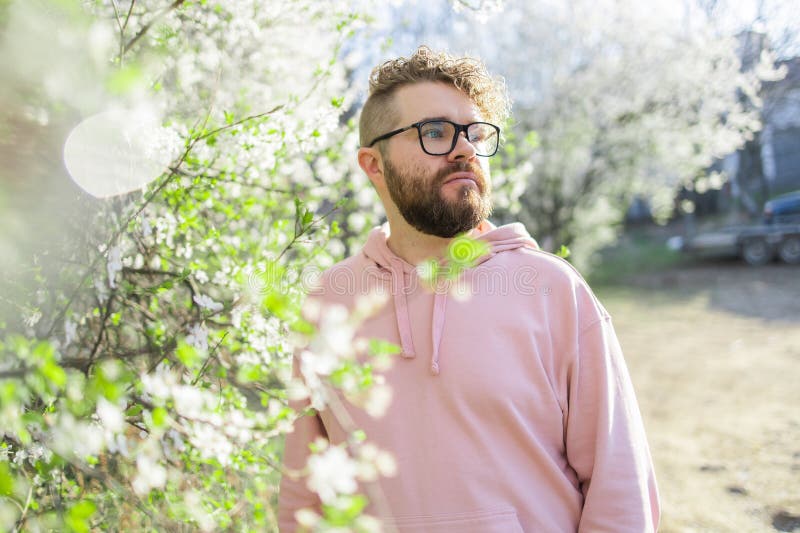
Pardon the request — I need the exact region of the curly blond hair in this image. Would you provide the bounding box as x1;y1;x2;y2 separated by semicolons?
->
358;46;510;149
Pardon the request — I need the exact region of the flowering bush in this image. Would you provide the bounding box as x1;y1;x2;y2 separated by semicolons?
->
0;1;391;530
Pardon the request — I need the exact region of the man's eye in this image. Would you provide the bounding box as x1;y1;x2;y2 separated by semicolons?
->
469;126;493;143
422;128;445;139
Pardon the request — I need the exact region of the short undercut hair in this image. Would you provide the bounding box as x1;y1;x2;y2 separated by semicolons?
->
359;46;510;150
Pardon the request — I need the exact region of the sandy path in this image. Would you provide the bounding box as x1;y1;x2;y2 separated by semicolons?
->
598;263;800;532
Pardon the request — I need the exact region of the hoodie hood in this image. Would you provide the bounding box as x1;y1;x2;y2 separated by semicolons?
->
361;221;539;376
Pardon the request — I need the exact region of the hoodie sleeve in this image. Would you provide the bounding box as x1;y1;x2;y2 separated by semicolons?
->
565;316;660;533
277;357;327;532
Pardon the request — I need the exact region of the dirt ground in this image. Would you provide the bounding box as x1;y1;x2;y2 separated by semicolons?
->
597;262;800;532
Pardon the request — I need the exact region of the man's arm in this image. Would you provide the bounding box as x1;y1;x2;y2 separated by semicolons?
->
277;357;327;532
565;316;660;533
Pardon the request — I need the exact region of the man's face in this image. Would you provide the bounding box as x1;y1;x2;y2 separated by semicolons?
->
380;82;493;238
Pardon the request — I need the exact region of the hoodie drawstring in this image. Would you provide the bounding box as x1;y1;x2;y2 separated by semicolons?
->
389;258;417;361
430;291;448;376
388;258;448;376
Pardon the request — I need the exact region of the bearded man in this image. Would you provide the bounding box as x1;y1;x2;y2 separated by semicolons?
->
277;46;660;532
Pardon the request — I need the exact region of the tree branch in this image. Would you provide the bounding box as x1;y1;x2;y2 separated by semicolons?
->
122;0;186;55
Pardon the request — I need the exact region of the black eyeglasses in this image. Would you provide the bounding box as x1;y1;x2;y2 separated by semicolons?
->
366;120;501;157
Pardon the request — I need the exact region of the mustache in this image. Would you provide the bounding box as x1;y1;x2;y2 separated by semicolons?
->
433;161;486;188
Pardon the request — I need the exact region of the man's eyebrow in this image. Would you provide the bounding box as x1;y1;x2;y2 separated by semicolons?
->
415;116;450;123
415;116;483;124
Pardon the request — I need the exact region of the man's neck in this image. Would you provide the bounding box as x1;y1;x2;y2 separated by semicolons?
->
384;217;486;266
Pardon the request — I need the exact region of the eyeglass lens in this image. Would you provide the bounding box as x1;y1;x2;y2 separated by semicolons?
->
419;121;498;156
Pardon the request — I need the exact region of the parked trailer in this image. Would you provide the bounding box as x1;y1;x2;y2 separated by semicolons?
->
676;223;800;265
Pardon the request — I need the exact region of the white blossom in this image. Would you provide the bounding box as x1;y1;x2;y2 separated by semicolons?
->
310;304;354;359
132;454;167;495
172;385;207;419
306;445;358;504
347;212;367;233
106;245;122;289
96;398;125;434
363;383;393;419
356;443;398;482
23;309;42;328
186;323;209;351
49;414;105;459
194;269;209;284
188;422;234;466
193;293;223;312
140;366;176;400
141;215;152;237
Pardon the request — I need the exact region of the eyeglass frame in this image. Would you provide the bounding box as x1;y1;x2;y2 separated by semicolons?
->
365;119;501;157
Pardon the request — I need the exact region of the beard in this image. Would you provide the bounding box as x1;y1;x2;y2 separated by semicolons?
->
383;158;493;238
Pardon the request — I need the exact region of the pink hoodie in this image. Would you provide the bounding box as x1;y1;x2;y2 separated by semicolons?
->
278;222;659;532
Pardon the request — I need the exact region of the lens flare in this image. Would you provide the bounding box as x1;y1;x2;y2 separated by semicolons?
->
63;108;180;198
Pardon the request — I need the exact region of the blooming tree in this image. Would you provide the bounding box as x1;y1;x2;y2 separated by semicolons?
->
487;0;784;265
0;0;398;530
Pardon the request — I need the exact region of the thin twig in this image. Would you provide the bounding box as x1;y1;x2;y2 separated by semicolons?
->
15;484;33;530
191;331;228;386
122;0;186;55
0;368;29;380
122;0;136;33
122;267;183;278
87;291;116;371
276;206;340;262
109;0;125;61
196;105;285;141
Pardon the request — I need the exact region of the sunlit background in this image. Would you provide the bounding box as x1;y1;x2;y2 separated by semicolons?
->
1;0;798;531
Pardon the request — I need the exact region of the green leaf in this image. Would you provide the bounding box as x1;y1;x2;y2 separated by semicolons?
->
322;494;368;526
262;292;291;320
236;364;262;383
176;340;204;369
40;361;66;390
555;245;571;259
368;339;401;356
65;500;96;533
0;461;13;496
150;407;167;429
524;130;540;148
106;64;143;95
258;261;286;293
32;340;56;363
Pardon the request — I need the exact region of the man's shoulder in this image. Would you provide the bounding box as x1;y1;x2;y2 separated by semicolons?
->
318;250;378;281
489;245;608;320
307;250;384;303
494;245;589;287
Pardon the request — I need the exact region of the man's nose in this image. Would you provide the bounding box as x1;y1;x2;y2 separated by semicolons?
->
448;131;478;161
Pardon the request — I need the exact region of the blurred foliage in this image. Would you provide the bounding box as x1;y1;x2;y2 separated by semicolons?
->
588;231;688;287
0;1;386;531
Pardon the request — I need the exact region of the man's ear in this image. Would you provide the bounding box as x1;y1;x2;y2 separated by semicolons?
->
358;146;385;188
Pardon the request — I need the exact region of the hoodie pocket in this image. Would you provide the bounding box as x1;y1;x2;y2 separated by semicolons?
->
383;506;524;533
